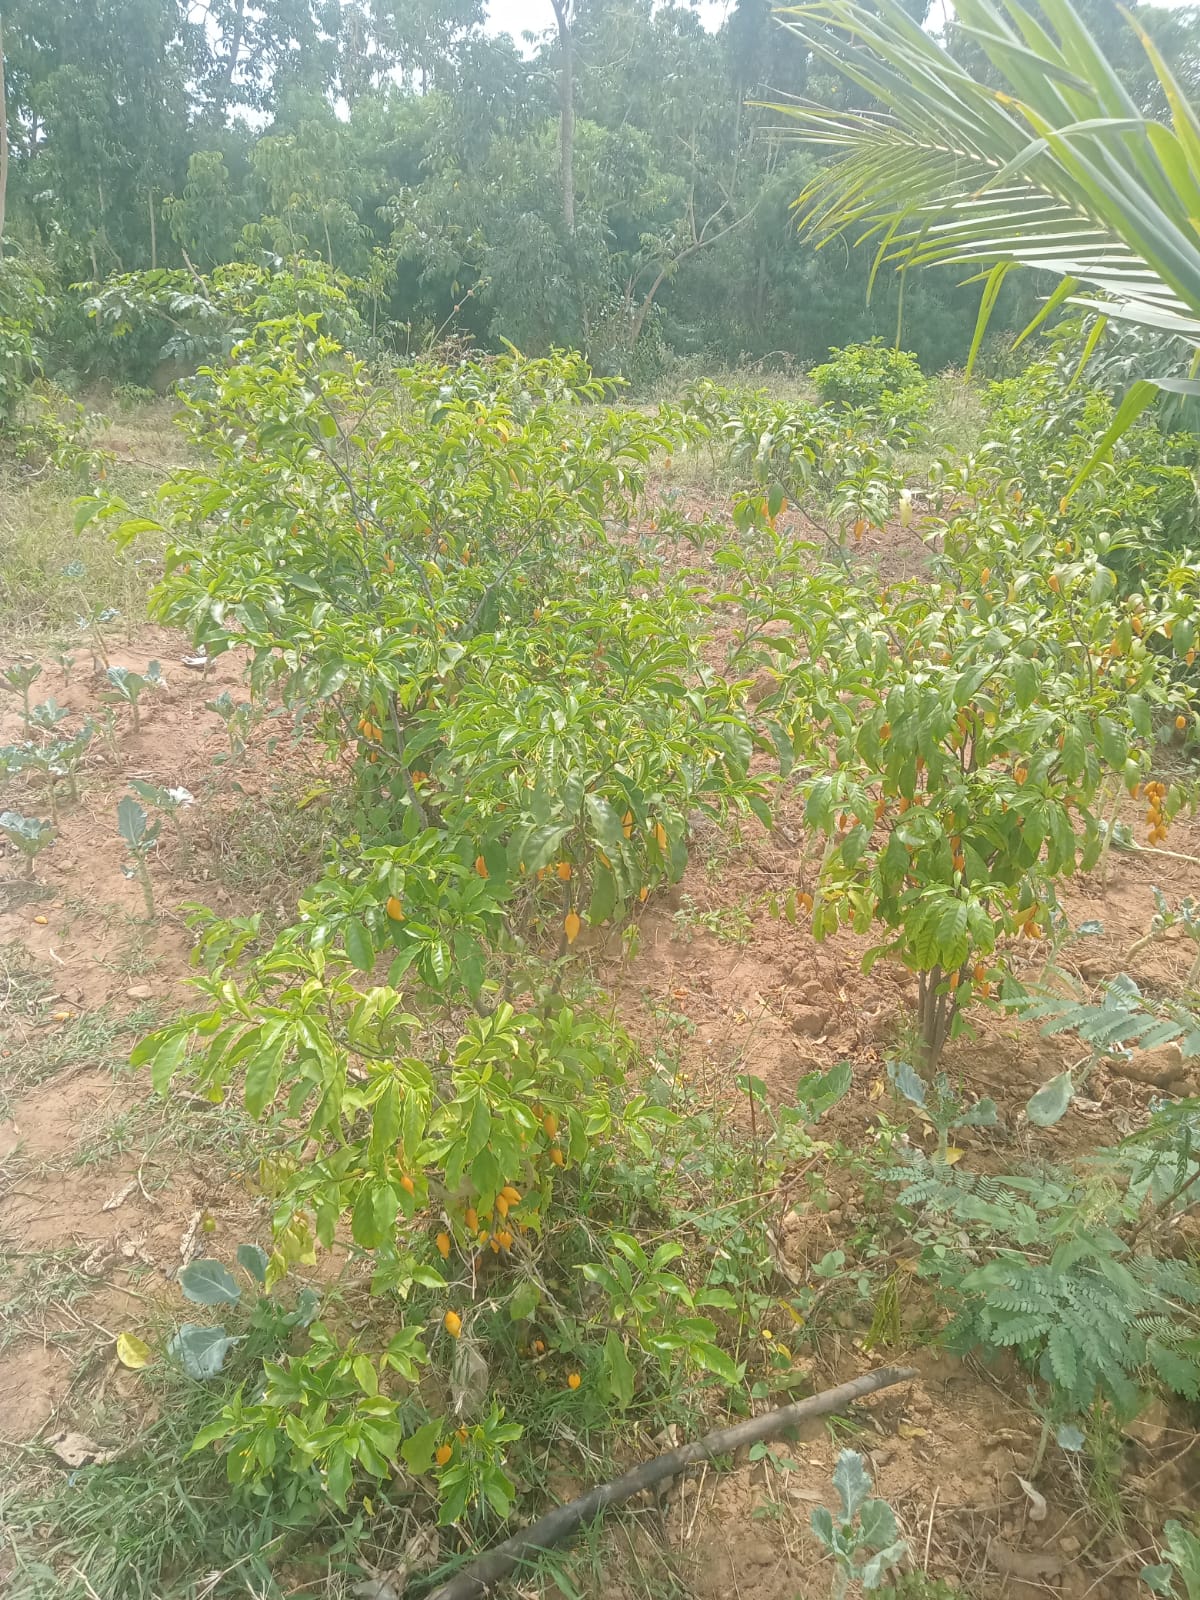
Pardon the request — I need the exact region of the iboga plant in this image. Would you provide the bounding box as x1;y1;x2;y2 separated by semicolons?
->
764;544;1185;1068
132;910;702;1520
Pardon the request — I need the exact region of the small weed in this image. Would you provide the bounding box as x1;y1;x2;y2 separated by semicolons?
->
0;946;160;1113
671;892;754;947
208;783;350;913
72;1108;141;1168
0;1247;96;1354
879;1579;970;1600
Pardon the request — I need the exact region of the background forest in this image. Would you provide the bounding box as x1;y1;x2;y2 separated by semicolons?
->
4;0;1199;387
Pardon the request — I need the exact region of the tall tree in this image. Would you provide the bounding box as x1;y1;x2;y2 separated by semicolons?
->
549;0;575;233
0;12;8;255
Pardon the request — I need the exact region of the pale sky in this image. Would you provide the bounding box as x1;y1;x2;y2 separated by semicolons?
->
481;0;1195;48
482;0;733;44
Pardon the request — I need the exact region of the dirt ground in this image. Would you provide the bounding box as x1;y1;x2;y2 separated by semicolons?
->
3;544;1199;1596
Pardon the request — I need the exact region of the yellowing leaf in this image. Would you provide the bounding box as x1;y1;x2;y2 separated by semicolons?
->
564;911;582;946
295;784;331;812
943;1146;965;1166
116;1332;152;1369
897;1423;928;1440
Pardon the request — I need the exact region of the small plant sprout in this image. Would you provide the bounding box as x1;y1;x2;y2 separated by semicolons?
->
810;1450;909;1597
2;662;44;735
50;641;76;683
12;726;94;819
118;794;161;918
78;603;120;671
47;725;94;807
888;1061;998;1164
130;778;195;868
1142;1519;1200;1598
1128;888;1200;989
205;691;256;765
28;698;70;734
103;661;166;733
0;811;56;880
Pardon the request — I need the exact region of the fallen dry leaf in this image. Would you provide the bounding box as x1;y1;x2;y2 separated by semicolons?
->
102;1177;139;1213
1015;1474;1048;1522
116;1331;152;1369
48;1430;120;1468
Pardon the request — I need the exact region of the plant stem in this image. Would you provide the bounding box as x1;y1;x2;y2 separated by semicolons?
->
1098;781;1123;887
135;856;155;919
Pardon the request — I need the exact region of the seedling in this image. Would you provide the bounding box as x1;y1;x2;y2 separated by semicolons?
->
0;811;56;880
12;726;93;818
1128;888;1200;988
28;698;70;734
810;1449;908;1597
888;1061;997;1164
2;663;43;735
0;744;32;783
103;661;165;733
129;778;195;868
1142;1519;1200;1598
50;642;76;684
118;794;161;918
97;705;122;762
165;1247;319;1380
45;725;94;808
205;691;256;766
77;603;120;671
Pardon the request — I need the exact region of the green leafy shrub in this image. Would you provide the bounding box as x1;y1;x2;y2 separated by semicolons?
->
981;356;1200;576
96;338;770;1529
0;251;51;426
811;339;930;439
730;519;1186;1065
811;339;925;408
885;1139;1200;1418
77;257;366;386
682;378;908;548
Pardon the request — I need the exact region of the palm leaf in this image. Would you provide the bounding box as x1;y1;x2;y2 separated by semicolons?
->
772;0;1200;373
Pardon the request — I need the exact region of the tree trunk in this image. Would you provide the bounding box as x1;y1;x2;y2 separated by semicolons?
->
215;0;245;122
148;189;157;269
0;15;8;259
550;0;574;234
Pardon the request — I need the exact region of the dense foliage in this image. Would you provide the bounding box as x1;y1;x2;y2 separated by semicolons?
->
0;0;1095;391
53;322;1195;1564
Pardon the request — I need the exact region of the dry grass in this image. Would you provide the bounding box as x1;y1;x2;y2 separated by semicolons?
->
0;400;185;648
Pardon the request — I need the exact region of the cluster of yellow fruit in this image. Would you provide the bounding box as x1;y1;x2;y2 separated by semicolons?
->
434;1424;471;1466
475;816;665;946
1143;779;1170;844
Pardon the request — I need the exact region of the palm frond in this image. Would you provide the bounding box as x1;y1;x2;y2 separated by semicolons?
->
773;0;1200;354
